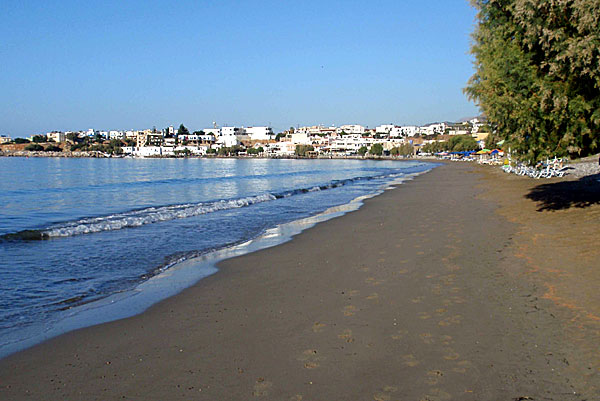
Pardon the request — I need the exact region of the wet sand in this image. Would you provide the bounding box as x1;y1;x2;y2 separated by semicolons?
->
1;162;598;400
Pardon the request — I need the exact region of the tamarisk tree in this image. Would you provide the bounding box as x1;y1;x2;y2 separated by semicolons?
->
465;0;600;162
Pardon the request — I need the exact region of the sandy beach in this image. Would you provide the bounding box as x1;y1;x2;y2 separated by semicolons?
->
1;162;598;400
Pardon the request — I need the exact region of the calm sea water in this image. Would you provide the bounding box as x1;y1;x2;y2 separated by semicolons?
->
0;157;435;356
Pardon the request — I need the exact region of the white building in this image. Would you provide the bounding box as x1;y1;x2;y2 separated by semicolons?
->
338;124;365;135
419;123;448;136
290;132;311;145
109;131;123;140
329;134;374;154
46;131;66;142
0;135;12;144
203;128;220;136
376;125;395;134
245;126;274;141
217;127;247;147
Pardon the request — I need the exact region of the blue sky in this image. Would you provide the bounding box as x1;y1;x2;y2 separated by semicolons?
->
0;1;479;136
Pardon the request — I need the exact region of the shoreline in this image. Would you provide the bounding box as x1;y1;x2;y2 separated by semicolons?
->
1;162;598;399
0;167;432;359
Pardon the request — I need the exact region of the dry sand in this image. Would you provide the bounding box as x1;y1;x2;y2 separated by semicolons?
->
0;162;598;400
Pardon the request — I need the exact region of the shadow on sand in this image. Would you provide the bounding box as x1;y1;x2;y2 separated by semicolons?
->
526;173;600;211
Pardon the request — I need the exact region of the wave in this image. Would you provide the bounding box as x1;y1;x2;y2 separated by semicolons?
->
0;172;402;241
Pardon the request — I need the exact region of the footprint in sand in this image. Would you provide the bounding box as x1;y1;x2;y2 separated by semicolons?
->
450;296;466;304
343;305;358;316
451;360;473;374
252;378;273;397
403;354;420;367
312;322;326;333
298;349;323;369
338;329;355;343
419;333;434;344
374;385;398;401
438;315;462;327
420;388;452;401
365;277;384;286
442;349;460;360
391;329;408;340
342;289;359;297
430;284;442;295
426;370;444;385
440;335;453;345
366;293;379;301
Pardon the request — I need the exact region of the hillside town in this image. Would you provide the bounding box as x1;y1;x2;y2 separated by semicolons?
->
0;118;490;158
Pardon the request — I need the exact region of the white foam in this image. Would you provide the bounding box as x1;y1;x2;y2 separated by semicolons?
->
43;193;277;238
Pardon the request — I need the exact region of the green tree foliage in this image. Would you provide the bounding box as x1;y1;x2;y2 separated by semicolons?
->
178;124;190;137
295;145;315;156
421;135;480;154
66;132;79;143
357;146;368;156
369;143;383;156
25;143;44;151
218;145;244;156
446;135;479;151
247;146;264;155
465;0;600;162
14;138;30;144
390;143;415;156
174;148;192;157
44;145;62;152
31;135;47;143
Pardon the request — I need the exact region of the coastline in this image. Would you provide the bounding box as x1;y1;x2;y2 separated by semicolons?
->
1;162;598;400
0;170;424;359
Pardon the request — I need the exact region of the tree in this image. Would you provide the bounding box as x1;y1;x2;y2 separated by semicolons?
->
295;145;314;156
44;145;62;152
465;0;600;161
247;146;264;155
14;138;30;144
31;135;47;143
446;135;479;152
178;124;190;136
369;143;383;156
275;133;286;141
391;144;414;157
66;132;79;143
25;143;44;151
358;146;368;156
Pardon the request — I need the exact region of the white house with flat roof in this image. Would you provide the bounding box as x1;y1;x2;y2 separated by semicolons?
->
338;124;365;134
245;126;274;141
46;131;66;142
376;125;395;134
217;127;248;147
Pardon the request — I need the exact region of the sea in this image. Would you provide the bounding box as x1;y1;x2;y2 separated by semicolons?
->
0;157;436;357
